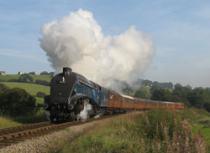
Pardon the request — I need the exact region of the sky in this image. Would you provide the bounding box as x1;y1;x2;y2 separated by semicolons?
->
0;0;210;87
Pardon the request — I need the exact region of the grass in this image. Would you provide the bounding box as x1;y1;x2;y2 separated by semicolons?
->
0;117;21;129
179;108;210;122
193;124;210;143
31;74;52;82
0;74;19;82
179;108;210;149
2;82;49;95
58;110;207;153
0;74;51;82
2;82;50;104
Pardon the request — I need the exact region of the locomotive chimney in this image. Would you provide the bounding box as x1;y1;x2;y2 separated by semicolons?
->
63;67;72;76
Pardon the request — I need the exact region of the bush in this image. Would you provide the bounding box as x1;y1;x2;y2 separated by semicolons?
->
13;108;46;123
0;83;8;93
0;88;36;116
134;86;151;99
18;74;33;83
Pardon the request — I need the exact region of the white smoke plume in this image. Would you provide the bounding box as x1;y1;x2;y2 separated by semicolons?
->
40;9;154;90
77;99;92;121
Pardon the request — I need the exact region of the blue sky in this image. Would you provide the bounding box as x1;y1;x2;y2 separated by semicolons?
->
0;0;210;87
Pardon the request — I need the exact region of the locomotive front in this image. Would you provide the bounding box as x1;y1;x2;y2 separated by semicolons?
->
44;67;100;122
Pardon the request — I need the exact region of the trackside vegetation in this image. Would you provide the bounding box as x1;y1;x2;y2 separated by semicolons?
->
0;117;21;129
0;84;47;125
58;110;208;153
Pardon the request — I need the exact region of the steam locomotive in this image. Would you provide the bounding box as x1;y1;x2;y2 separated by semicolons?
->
44;67;184;122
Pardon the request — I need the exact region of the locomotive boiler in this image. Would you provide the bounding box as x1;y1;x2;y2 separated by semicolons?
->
44;67;184;122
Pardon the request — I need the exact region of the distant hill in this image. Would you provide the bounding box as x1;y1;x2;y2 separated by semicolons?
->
0;74;51;82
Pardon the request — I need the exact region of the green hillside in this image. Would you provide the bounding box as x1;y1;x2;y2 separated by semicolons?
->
0;74;51;82
0;117;21;129
2;82;50;104
32;74;52;82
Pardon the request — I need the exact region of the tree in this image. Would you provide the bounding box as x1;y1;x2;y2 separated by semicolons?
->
18;74;33;82
187;87;210;109
0;83;8;93
134;86;151;99
171;84;192;105
142;80;153;87
40;71;49;75
151;88;172;101
28;72;36;75
49;72;54;76
151;81;173;90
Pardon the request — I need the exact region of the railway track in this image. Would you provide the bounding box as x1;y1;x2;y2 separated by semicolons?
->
0;122;50;136
0;116;113;149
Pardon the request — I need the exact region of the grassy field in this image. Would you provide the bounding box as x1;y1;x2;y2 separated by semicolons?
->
1;82;50;104
31;75;52;82
57;109;208;153
179;108;210;146
0;74;51;82
0;117;21;129
2;82;50;95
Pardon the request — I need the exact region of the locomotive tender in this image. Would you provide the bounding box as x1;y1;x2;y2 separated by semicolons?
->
44;67;184;122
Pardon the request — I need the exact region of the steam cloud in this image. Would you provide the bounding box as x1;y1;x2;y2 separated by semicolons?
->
77;99;92;121
40;9;154;90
